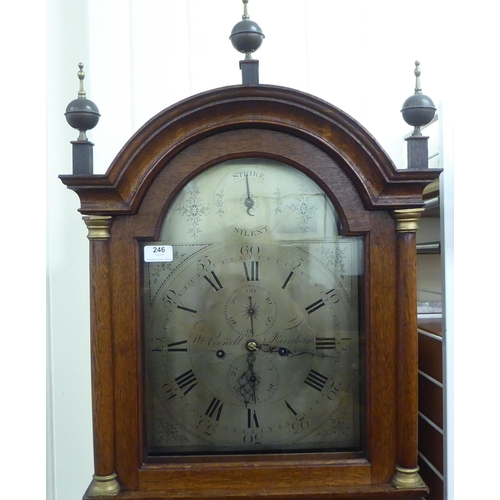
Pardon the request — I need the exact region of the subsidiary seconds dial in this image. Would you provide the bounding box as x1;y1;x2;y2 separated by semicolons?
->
225;283;278;336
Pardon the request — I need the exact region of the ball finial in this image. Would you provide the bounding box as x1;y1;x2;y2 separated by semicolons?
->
230;0;265;59
401;60;436;136
65;63;100;141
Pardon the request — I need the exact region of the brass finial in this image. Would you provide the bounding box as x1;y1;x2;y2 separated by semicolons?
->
77;62;87;98
242;0;249;20
414;60;422;95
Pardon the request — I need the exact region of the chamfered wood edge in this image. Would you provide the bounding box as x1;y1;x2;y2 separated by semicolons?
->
83;483;428;500
137;459;371;491
60;84;441;215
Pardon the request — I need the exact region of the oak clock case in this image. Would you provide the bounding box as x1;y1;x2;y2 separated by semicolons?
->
60;84;440;500
143;158;362;456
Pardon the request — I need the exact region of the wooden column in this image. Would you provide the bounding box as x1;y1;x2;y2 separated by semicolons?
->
391;208;427;490
83;215;120;498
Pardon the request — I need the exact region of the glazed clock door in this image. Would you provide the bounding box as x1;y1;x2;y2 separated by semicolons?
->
143;158;363;456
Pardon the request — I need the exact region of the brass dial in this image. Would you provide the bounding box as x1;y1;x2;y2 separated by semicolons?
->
144;159;362;455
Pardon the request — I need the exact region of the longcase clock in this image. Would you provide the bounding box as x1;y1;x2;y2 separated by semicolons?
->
61;83;440;499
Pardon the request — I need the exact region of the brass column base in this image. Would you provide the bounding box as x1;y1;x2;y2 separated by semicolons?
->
392;465;426;489
87;473;120;497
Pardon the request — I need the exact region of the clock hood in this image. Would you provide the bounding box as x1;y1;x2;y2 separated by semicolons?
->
60;84;441;216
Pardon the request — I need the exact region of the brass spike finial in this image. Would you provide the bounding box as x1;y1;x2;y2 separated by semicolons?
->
414;60;422;95
77;62;87;98
242;0;250;20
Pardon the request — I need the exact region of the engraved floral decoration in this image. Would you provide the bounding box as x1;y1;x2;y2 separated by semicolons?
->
214;190;225;217
333;243;347;278
320;242;346;279
151;262;169;284
288;185;318;233
175;186;210;239
157;411;191;445
314;406;353;440
150;250;184;284
274;188;283;215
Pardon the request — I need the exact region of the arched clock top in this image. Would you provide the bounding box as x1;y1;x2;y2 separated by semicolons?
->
136;129;371;239
60;84;440;215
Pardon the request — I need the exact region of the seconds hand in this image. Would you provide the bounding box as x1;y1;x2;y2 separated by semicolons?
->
248;296;255;336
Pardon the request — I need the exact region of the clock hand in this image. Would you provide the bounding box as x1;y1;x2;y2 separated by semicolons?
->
238;301;259;406
251;341;338;359
285;349;337;359
237;352;259;406
244;173;255;216
249;296;255;334
250;341;287;356
245;296;258;337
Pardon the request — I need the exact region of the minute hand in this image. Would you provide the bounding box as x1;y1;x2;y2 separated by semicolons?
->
253;342;338;359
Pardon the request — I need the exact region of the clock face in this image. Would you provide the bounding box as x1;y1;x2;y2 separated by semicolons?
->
143;158;363;455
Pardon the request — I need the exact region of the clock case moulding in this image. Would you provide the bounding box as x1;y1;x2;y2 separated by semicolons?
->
60;84;441;500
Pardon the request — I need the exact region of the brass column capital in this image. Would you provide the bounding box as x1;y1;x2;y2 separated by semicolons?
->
83;215;113;240
392;208;424;233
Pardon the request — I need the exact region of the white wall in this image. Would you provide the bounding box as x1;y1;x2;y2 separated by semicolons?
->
42;1;500;500
2;2;47;499
46;1;93;498
81;0;451;175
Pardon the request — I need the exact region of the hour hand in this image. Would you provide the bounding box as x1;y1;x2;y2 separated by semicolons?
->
252;341;290;357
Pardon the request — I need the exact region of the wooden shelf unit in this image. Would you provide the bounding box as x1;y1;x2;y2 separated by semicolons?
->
418;319;443;500
417;174;444;500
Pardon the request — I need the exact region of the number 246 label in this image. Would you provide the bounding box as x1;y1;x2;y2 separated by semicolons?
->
144;245;173;262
